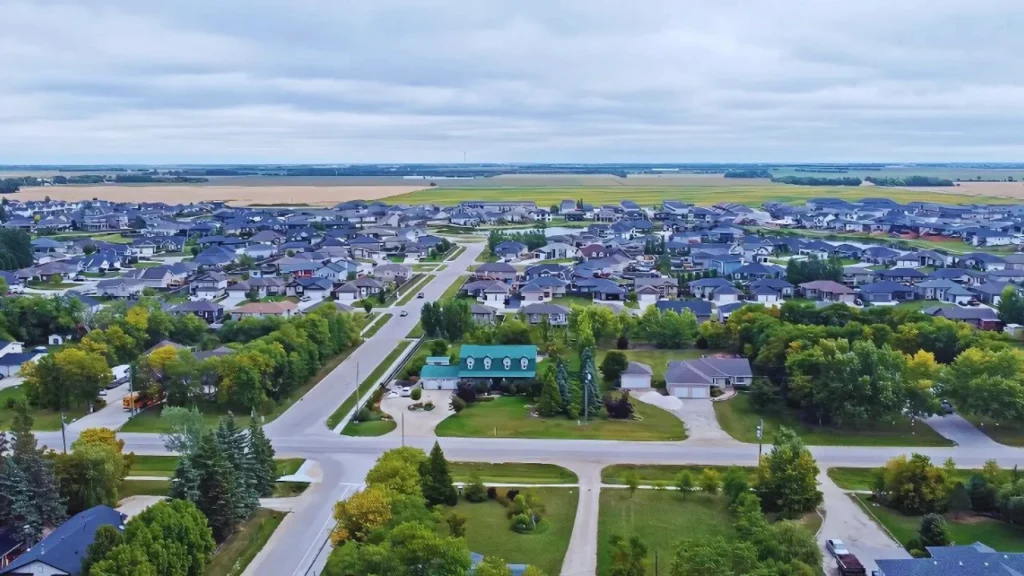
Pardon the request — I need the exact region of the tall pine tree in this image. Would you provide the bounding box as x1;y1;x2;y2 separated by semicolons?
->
193;431;240;542
247;414;277;498
555;358;570;410
7;401;64;541
420;442;457;506
580;347;602;417
536;368;563;417
216;414;258;521
169;455;200;503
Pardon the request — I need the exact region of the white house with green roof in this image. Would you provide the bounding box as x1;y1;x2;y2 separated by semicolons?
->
419;344;538;390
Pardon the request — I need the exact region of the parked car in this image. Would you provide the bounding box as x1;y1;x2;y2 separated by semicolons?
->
417;292;425;298
399;386;412;398
400;310;409;317
826;539;849;558
300;295;312;302
940;400;955;414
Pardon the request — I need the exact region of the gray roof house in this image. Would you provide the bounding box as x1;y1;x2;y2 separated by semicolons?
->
665;357;752;399
0;505;125;576
655;300;713;323
520;302;570;326
620;361;653;390
874;542;1024;576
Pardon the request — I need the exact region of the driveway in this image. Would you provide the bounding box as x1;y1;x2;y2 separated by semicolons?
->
923;413;999;448
634;392;731;443
817;472;909;575
379;389;453;437
67;382;134;432
0;376;24;392
297;293;327;311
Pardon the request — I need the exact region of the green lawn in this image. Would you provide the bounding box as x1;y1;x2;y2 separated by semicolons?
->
120;479;171;498
396;275;434;306
207;509;286;576
828;466;1014;492
714;393;953;447
552;295;599;308
437;487;577;576
387;254;406;263
406;322;425;338
130;261;162;268
411;264;439;272
435;395;685;441
964;415;1024;446
389;184;1000;208
121;342;364;433
601;464;757;485
0;386;90;431
440;274;471;302
363;313;392;337
341;419;397;437
892;300;956;310
598;490;736;576
853;494;1024;552
128;456;305;479
475;249;500;263
594;348;711;382
326;340;412;429
26;280;79;289
445;246;466;261
450;463;578;484
91;233;134;244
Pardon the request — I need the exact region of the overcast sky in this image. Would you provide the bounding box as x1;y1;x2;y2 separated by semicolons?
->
5;0;1024;164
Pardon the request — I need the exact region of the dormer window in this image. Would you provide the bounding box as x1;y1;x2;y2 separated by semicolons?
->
483;358;492;370
466;358;475;369
503;358;511;370
520;357;529;370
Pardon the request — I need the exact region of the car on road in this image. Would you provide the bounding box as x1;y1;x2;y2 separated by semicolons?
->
940;400;955;414
417;292;425;298
300;295;312;302
826;539;849;558
400;310;409;317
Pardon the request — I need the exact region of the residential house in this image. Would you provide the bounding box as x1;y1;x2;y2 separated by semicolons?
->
875;268;928;284
874;542;1024;576
798;280;857;303
191;272;228;300
620;362;653;390
474;262;518;282
923;306;1001;330
749;278;794;298
575;278;626;301
518;277;567;303
521;302;569;326
493;241;529;259
665;357;752;399
231;301;298;320
688;278;735;300
373;263;412;285
960;253;1007;271
314;261;356;283
96;278;145;299
287;276;333;297
170;300;225;324
334;277;384;303
971;281;1017;306
858;281;917;303
0;506;126;576
478;281;511;307
535;242;579;260
730;263;782;281
470;304;498;325
842;266;876;286
633;277;679;299
655;299;713;323
123;266;174;289
915;279;961;301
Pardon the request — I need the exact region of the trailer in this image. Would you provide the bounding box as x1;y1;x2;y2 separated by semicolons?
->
122;390;165;412
837;553;866;576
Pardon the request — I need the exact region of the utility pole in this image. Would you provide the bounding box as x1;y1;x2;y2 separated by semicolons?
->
756;418;764;462
401;413;405;447
60;410;67;454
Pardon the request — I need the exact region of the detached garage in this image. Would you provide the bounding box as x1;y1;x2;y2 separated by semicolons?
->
665;357;752;400
419;362;460;390
620;362;653;390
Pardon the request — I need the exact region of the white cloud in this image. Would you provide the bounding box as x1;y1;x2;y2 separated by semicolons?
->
3;0;1024;162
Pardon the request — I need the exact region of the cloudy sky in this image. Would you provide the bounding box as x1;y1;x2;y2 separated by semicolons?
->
4;0;1024;163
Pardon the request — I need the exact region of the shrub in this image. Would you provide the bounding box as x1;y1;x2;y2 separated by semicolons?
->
93;398;107;409
451;396;466;413
356;406;372;422
510;513;533;533
5;398;15;409
919;514;950;547
465;475;487;503
487;487;498;500
411;387;422;401
604;391;634;420
710;387;724;398
506;489;520;502
446;513;467;537
423;401;434;411
456;383;477;404
616;335;629;350
651;378;666;390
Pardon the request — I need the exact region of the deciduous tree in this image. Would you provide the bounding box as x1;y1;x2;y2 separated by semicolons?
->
755;427;822;516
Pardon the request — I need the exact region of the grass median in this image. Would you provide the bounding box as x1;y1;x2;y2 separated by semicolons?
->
450;462;578;484
396;275;434;306
363;313;392;338
326;340;412;430
439;274;470;302
601;464;757;485
207;509;286;576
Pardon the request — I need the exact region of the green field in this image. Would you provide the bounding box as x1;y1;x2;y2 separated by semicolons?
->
0;386;90;432
601;464;757;485
828;466;1013;492
892;300;957;311
440;274;471;302
406;322;425;338
437;487;578;576
341;419;397;437
853;494;1024;552
435;395;685;441
363;313;392;337
207;509;286;576
396;275;434;305
714;393;952;447
325;340;412;429
389;184;1002;208
450;462;578;484
128;456;304;479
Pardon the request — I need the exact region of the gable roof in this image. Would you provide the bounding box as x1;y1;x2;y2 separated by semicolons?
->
1;505;125;575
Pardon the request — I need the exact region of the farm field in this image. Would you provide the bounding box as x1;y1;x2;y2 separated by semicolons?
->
10;184;427;206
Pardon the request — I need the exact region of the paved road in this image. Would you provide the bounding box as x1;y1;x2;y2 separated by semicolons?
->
818;472;910;575
924;413;1000;448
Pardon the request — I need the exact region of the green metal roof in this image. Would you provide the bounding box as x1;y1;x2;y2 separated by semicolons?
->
420;365;460;379
459;344;537;359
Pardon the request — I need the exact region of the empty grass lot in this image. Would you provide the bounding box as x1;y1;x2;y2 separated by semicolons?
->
0;386;89;431
128;456;304;479
435;395;686;441
713;393;952;447
601;464;757;485
389;185;999;208
121;342;364;433
341;419;397;437
450;462;578;484
829;466;1013;491
326;340;411;429
853;494;1024;552
207;509;286;576
437;487;578;576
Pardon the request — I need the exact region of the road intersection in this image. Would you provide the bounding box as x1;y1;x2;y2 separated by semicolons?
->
30;241;1024;575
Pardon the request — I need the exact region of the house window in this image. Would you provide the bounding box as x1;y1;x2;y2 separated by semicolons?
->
503;358;511;370
483;358;492;370
466;358;475;369
520;358;529;370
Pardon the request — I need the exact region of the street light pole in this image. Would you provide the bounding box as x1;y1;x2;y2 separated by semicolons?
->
756;418;763;463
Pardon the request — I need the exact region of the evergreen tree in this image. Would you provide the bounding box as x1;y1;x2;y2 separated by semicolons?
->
580;347;602;417
248;415;278;498
0;457;36;542
7;402;64;540
193;431;241;541
555;358;570;409
536;371;564;417
169;456;200;503
420;442;457;506
216;413;258;521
